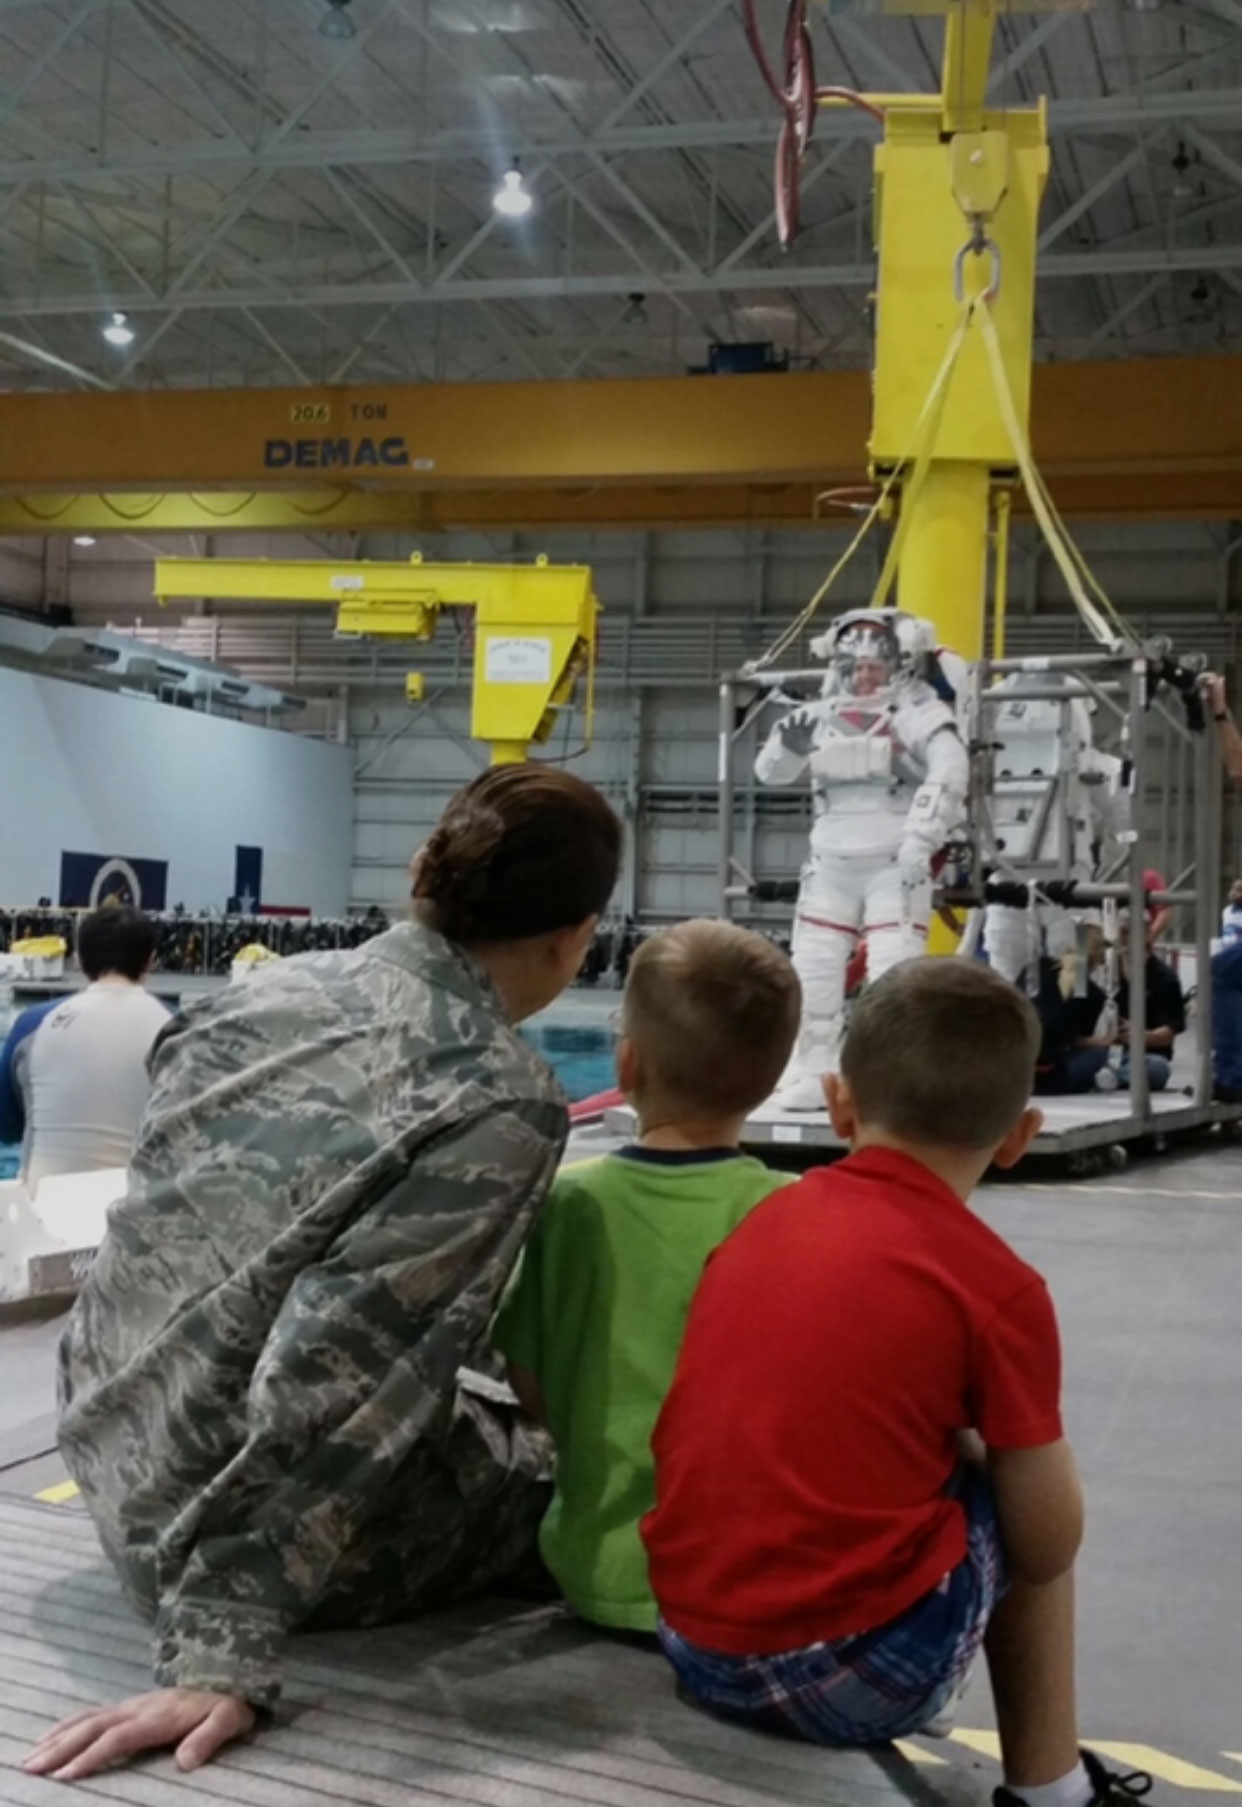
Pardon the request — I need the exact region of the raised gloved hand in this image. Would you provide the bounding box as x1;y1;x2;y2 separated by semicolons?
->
778;708;819;758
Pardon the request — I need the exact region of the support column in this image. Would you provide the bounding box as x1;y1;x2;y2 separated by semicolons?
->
489;741;527;766
897;461;991;660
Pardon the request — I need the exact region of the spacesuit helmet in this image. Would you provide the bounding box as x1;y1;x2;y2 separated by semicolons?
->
829;610;901;699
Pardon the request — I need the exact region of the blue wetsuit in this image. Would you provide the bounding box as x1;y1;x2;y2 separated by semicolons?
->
0;998;60;1146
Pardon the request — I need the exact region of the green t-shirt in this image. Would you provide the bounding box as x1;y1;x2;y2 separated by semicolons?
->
491;1146;790;1632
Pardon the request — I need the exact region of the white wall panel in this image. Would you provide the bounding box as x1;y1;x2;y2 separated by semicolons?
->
0;669;353;914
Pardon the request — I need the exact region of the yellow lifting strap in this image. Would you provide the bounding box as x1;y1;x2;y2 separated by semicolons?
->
746;295;1137;672
973;300;1132;650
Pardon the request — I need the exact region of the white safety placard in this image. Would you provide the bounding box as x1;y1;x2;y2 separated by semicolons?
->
485;636;553;684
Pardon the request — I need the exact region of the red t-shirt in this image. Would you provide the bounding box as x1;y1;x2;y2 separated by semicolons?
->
642;1148;1063;1655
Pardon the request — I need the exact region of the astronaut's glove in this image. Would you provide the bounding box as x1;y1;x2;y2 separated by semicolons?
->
896;846;931;894
778;708;819;758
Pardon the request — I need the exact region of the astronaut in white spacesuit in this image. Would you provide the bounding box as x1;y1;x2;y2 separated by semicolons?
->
755;609;969;1111
982;675;1128;984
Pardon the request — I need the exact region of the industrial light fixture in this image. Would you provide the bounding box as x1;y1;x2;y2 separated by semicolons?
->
319;0;356;39
622;292;649;327
102;310;135;347
1171;140;1196;200
493;160;533;219
73;534;97;548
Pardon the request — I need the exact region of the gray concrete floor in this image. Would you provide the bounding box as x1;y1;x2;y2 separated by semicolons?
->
1;1141;1240;1805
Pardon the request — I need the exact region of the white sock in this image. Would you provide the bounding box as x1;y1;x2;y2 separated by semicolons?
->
1006;1763;1093;1807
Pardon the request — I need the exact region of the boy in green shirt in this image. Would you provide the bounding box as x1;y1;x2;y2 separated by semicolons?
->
492;918;800;1633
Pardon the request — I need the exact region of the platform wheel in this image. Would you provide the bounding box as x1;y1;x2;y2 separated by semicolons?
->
1106;1144;1129;1171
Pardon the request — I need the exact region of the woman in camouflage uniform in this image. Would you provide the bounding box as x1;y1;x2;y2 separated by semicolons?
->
26;764;622;1780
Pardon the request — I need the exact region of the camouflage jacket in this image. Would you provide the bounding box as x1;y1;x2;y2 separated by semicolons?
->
57;919;567;1706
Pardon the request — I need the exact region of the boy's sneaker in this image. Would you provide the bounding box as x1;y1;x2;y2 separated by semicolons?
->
993;1749;1153;1806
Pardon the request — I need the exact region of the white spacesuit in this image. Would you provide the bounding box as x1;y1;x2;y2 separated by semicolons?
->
983;675;1128;983
755;609;969;1110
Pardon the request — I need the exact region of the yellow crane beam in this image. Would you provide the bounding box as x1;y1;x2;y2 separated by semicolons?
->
154;554;598;767
0;358;1237;533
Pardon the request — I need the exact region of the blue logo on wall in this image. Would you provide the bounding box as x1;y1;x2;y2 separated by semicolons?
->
263;436;411;471
60;853;168;911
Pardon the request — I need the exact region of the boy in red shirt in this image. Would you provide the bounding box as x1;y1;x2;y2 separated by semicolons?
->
643;959;1153;1807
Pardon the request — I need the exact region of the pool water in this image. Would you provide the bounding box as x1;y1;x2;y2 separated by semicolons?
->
522;1021;616;1103
0;1020;617;1179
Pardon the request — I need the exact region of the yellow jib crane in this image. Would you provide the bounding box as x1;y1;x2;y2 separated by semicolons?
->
154;552;598;766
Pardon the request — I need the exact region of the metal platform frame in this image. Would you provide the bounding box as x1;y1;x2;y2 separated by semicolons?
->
704;646;1235;1163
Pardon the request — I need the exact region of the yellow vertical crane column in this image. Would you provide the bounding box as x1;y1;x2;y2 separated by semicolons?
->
864;0;1050;660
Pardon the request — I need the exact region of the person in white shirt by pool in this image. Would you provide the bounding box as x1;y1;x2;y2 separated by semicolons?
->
19;905;170;1191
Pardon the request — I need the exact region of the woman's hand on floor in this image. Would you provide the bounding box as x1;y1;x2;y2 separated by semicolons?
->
23;1688;257;1779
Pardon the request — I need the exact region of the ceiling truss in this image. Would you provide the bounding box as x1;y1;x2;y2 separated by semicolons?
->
0;0;1233;388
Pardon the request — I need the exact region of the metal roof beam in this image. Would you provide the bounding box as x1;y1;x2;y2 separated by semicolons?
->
1;239;1242;321
1038;138;1161;252
0;89;1239;188
1080;274;1172;355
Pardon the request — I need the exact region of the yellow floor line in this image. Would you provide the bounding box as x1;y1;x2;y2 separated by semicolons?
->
948;1730;1002;1759
34;1479;79;1505
894;1741;949;1768
1089;1744;1242;1794
948;1731;1242;1793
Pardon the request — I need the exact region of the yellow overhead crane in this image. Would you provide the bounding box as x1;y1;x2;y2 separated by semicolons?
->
154;553;598;766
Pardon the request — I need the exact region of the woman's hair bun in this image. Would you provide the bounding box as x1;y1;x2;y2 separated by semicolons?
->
414;764;621;945
420;801;504;891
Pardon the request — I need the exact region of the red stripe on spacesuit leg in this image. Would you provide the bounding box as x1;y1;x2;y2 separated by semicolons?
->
796;913;861;937
863;921;929;937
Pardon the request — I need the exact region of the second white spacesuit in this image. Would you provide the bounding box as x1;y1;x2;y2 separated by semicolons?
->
982;676;1128;983
755;610;969;1110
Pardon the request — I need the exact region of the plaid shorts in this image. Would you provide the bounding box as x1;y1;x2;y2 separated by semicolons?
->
656;1468;1005;1747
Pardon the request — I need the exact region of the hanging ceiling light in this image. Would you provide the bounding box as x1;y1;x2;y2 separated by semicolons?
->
73;534;97;548
319;0;356;39
101;310;135;347
493;160;533;219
